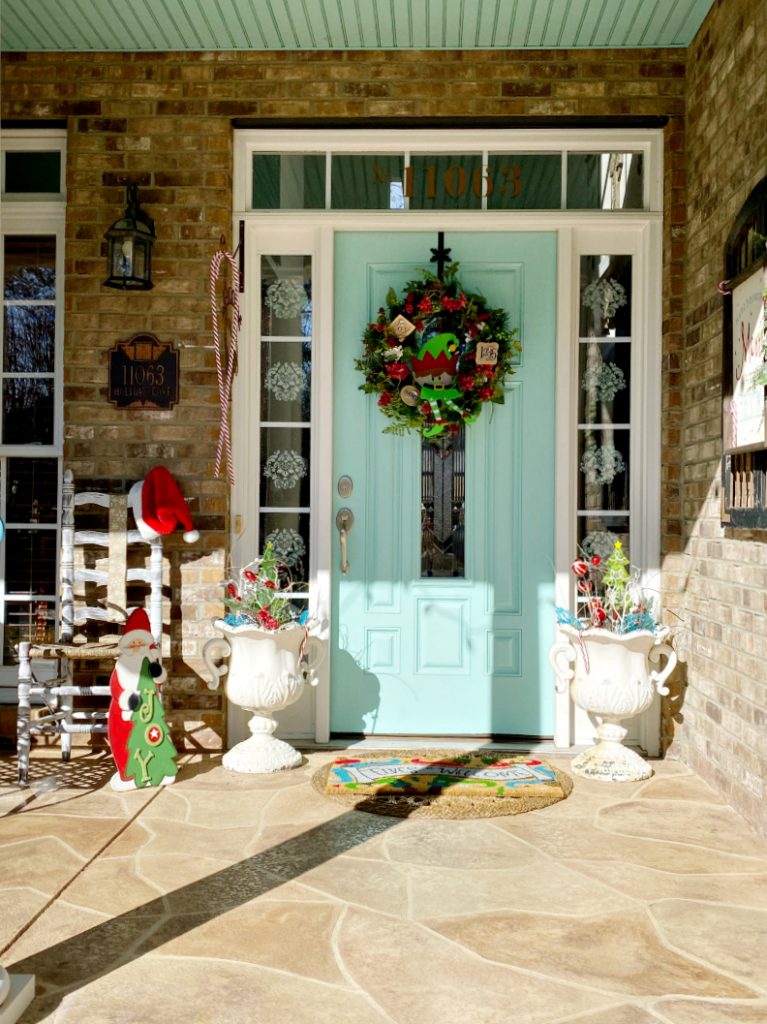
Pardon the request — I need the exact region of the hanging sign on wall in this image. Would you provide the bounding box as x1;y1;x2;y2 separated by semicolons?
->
108;333;179;410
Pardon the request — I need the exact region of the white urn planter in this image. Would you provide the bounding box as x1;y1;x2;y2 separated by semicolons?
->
549;625;676;782
203;619;322;774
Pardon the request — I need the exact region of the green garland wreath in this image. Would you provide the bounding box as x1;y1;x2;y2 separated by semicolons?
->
356;263;521;438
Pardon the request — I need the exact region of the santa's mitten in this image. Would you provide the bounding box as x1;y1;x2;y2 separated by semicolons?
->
149;661;164;678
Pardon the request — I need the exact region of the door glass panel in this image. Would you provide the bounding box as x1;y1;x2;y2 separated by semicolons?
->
252;153;326;209
421;434;465;578
567;152;644;210
331;155;405;210
487;154;562;209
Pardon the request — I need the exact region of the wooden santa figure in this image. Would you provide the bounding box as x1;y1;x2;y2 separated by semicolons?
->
107;607;172;791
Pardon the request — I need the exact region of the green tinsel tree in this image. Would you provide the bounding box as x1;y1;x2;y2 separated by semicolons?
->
601;541;633;624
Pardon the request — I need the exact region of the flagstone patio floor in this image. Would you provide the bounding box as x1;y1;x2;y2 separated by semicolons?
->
1;747;766;1024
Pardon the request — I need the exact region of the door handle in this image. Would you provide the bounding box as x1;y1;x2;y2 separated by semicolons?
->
336;508;354;575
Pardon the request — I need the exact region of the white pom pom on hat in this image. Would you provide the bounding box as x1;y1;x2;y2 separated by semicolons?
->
129;466;199;543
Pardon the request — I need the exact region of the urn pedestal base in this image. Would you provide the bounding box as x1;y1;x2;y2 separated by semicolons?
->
571;720;652;782
222;712;302;774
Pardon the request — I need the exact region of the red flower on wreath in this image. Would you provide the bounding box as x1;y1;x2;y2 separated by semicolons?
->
478;385;495;401
457;372;476;391
378;391;393;407
386;362;410;381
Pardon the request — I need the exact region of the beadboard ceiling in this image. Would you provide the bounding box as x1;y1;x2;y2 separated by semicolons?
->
1;0;715;52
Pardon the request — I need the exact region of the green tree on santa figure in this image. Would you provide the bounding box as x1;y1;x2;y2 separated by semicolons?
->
124;656;178;788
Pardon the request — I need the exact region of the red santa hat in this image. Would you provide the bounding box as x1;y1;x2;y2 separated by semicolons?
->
129;466;199;543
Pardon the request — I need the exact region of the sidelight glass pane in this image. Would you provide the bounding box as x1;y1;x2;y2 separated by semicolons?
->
578;339;631;425
259;426;311;508
261;255;312;337
258;512;310;592
4;236;56;298
567;152;644;210
579;254;632;338
421;434;465;578
578;428;630;513
260;340;311;423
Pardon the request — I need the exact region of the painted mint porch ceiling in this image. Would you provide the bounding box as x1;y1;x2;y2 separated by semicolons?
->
1;0;715;52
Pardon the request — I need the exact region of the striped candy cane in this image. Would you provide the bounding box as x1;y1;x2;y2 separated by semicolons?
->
209;249;240;481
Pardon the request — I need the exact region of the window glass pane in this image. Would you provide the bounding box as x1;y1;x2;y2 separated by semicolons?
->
421;434;465;578
258;512;310;592
331;155;405;210
4;151;61;193
4;236;56;299
567;152;644;210
4;306;55;372
252;153;325;209
259;426;310;508
487;154;562;209
3;601;56;662
261;255;311;337
2;378;55;444
261;340;311;423
409;154;482;210
577;517;630;561
6;457;58;524
4;528;57;594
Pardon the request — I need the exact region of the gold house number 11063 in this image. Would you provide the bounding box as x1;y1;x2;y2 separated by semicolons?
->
374;162;522;200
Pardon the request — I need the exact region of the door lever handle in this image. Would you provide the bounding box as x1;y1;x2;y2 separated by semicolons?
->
336;508;354;575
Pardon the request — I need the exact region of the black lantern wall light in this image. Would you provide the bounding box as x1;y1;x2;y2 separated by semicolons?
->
103;183;156;290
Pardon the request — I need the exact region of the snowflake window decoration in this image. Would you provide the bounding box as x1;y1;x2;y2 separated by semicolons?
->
581;359;626;403
263;450;307;490
265;361;306;402
580;443;625;485
582;278;627;323
264;528;306;567
266;279;306;320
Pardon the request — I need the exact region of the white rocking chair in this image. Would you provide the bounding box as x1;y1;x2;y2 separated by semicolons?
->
16;469;163;785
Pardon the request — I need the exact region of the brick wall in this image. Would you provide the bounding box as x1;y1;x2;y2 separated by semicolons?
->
2;46;688;753
668;0;767;835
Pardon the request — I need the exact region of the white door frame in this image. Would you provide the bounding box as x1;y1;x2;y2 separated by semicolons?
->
231;130;664;752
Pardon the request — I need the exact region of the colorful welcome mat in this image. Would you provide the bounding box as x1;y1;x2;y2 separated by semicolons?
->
313;751;572;819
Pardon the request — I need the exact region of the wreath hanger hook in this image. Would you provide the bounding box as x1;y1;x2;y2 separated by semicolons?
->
430;232;452;282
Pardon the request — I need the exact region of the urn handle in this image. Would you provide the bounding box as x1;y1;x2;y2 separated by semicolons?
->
202;636;231;690
549;639;576;695
648;640;677;696
300;636;324;687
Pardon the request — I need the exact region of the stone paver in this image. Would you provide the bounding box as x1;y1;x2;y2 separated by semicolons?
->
1;749;766;1023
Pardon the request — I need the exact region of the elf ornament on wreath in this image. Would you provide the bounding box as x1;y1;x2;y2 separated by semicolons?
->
356;246;520;440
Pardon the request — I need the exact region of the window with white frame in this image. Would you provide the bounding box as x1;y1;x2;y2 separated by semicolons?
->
1;129;66;691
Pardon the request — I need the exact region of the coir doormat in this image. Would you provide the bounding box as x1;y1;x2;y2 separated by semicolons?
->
312;751;572;819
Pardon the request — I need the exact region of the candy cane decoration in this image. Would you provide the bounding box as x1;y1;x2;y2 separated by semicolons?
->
209;249;240;481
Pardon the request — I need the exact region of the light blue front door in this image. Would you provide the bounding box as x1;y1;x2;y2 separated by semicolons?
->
331;231;556;737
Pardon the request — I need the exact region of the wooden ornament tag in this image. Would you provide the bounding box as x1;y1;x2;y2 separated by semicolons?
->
475;341;499;366
390;315;417;340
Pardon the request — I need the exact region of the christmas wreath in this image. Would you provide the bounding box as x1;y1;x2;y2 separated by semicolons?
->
355;263;521;438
